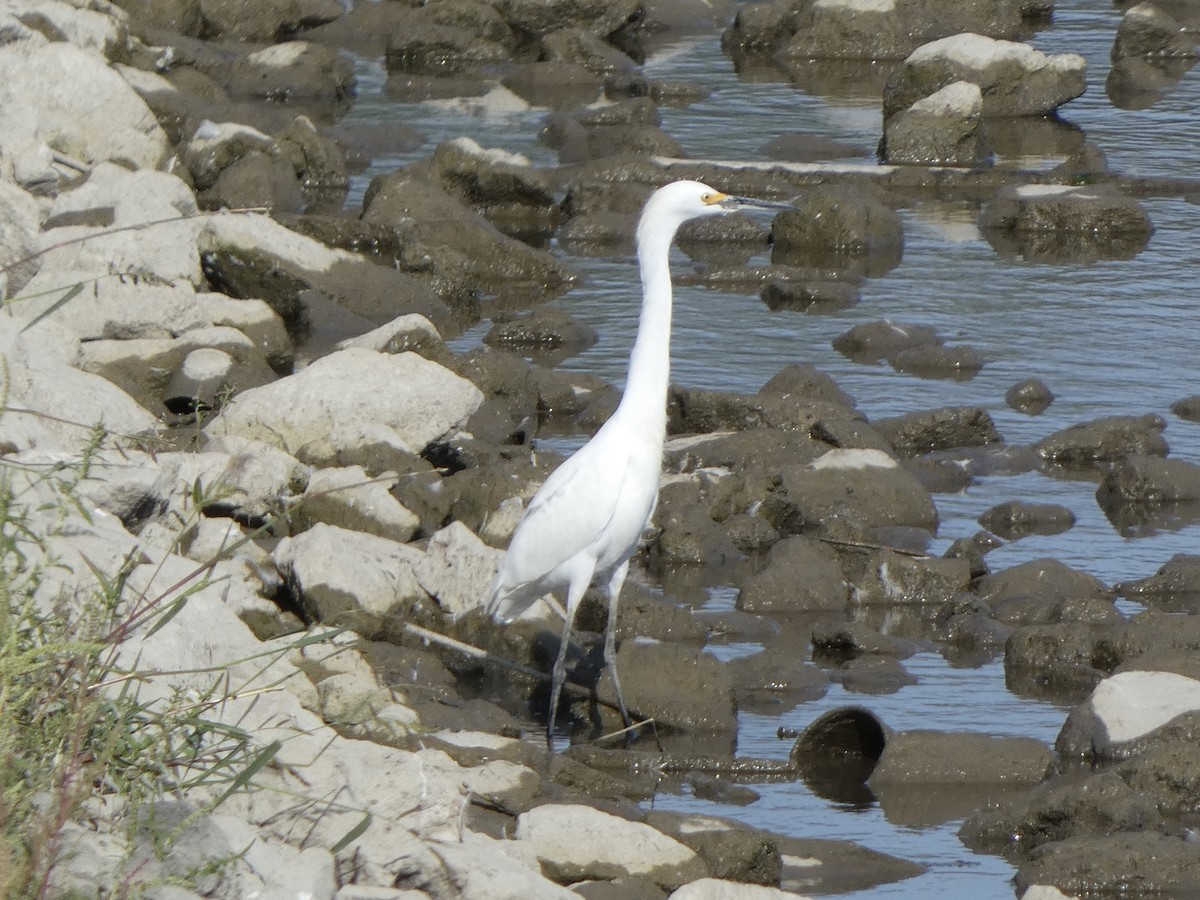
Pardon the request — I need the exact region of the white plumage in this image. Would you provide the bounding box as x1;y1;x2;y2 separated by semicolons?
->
487;179;785;746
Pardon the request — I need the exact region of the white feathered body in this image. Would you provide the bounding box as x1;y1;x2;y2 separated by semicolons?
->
486;180;731;626
487;406;663;622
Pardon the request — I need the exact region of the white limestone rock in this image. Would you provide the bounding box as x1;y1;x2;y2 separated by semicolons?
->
206;348;483;459
273;522;429;641
413;521;504;619
0;43;171;171
515;804;707;888
299;464;420;543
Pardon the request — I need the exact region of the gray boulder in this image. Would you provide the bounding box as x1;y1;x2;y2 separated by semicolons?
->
761;450;938;542
781;0;1028;61
959;771;1163;856
881;80;987;167
736;535;848;613
1111;2;1197;59
196;0;343;41
771;185;903;275
1035;414;1167;465
226;40;355;102
1056;669;1200;760
883;34;1086;119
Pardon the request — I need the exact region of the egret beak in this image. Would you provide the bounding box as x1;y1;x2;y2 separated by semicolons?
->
722;195;795;212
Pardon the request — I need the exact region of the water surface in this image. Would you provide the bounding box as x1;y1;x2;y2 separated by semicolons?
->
341;2;1200;893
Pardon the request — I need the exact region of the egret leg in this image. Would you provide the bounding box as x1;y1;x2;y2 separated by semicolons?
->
603;561;632;730
546;575;588;749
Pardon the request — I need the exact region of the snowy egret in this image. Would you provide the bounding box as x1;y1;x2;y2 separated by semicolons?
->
487;179;790;746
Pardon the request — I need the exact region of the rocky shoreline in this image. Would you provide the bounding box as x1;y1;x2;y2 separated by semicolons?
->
7;0;1200;897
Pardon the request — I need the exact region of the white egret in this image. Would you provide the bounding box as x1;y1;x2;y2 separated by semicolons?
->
487;179;788;747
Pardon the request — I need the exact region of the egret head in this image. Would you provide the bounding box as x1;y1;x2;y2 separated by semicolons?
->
638;180;793;246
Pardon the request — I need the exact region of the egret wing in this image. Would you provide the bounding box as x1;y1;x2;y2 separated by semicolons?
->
488;437;644;617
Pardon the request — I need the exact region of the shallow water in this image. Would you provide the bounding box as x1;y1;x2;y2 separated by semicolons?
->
340;1;1200;894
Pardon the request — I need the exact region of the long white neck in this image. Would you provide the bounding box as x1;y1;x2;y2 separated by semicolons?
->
612;208;681;441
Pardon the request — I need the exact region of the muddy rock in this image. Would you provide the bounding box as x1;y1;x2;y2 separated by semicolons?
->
501;0;642;38
485;307;598;359
888;342;984;380
759;362;858;409
771;185;903;275
668;383;869;443
336;313;451;365
728;645;830;714
875;406;1002;457
1014;831;1200;897
832;320;941;363
720;0;803;52
1003;630;1108;695
959;771;1163;857
1116;553;1200;612
785;0;1029;62
881;80;987;167
1171;393;1200;422
760;278;861;313
978;500;1075;540
870;730;1052;787
736;535;849;613
1096;453;1200;505
81;328;274;417
275;114;350;200
643;812;780;886
1005;377;1055;414
182;119;276;190
381;2;513;77
1035;413;1167;465
451;344;543;431
651;482;741;567
199;210;448;327
206;148;307;213
1116;732;1200;818
431;138;560;236
811;621;921;658
297;465;420;543
845;549;972;606
980;184;1154;240
883;33;1086;119
1112;2;1197;59
193;0;341;41
761;451;938;543
977;558;1112;607
541;27;639;76
504;61;605;110
515;804;707;889
362;165;574;292
827;655;916;694
226;40;354;103
597;640;737;735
